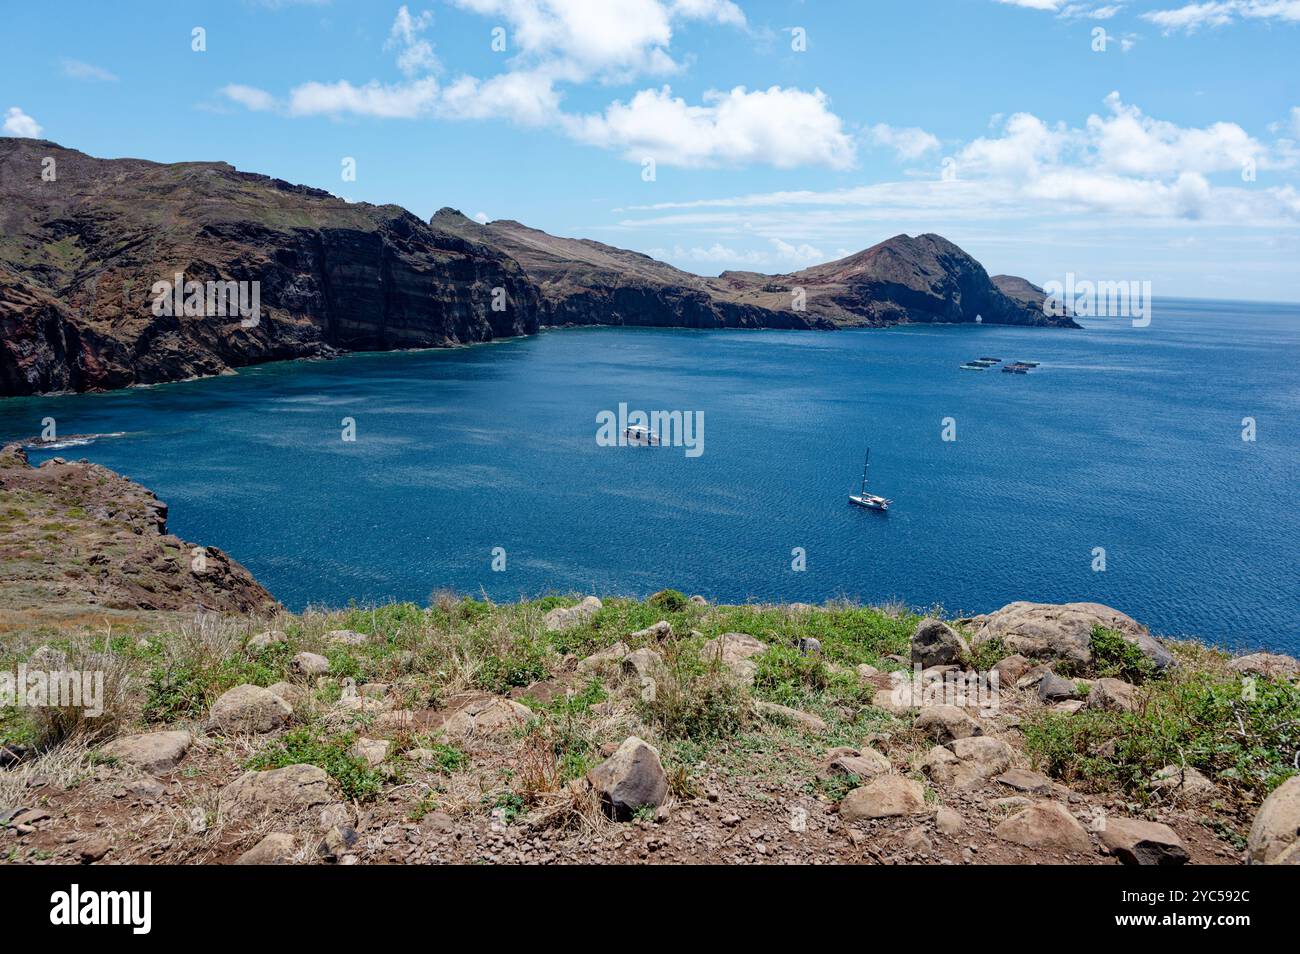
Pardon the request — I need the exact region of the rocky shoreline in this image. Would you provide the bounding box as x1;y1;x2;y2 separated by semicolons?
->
0;138;1076;397
1;448;1297;866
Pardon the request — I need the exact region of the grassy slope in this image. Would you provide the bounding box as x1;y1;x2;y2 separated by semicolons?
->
3;592;1295;837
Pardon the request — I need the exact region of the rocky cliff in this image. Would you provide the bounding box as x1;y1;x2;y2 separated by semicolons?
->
0;140;538;395
0;139;1076;397
0;441;275;632
433;210;1077;332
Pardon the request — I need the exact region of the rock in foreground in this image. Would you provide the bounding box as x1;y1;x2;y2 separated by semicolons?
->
587;737;669;821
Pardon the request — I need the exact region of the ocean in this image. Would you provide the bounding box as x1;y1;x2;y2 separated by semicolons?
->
3;298;1297;652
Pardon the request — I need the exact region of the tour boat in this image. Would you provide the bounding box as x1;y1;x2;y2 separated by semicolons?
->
849;448;891;511
624;425;660;446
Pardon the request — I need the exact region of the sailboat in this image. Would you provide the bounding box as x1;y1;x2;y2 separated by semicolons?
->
849;448;892;511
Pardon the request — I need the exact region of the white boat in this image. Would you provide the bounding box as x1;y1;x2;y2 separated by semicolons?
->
624;424;660;446
849;448;891;511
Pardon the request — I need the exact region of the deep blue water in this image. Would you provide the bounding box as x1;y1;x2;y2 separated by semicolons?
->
3;299;1298;652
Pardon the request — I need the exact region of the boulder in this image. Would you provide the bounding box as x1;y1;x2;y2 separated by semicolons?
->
992;654;1033;685
209;684;292;734
638;677;657;703
1087;677;1139;712
700;632;767;685
1150;765;1217;803
969;602;1172;672
630;620;672;641
266;681;305;708
587;736;669;820
935;806;963;836
840;776;927;821
99;730;192;774
317;824;359;861
871;674;922;716
440;697;532;737
797;636;822;655
291;652;330;677
995;802;1091;853
1099;817;1189;865
995;769;1053;795
219;764;335;820
923;736;1012;788
543;596;602;632
914;705;982;743
234;832;298;865
1038;672;1084;702
825;749;890;779
325;629;368;646
949;736;1013;777
1015;663;1055;690
577;641;630;673
347;738;390;767
911;618;969;668
1228;652;1300;680
1247;775;1300;864
752;700;827;734
123;778;166;800
621;647;663;679
248;630;287;651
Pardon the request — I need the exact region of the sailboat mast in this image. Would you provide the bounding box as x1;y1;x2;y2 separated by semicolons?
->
861;448;870;496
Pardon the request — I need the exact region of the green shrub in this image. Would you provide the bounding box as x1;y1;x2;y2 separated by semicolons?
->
1023;672;1300;799
648;589;689;613
475;641;549;694
641;661;748;741
142;661;208;723
1090;626;1157;682
417;741;468;774
246;727;383;802
754;644;830;705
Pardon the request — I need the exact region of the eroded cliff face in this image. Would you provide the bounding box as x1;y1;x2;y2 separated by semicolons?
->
429;211;834;331
0;139;1074;397
0;442;275;631
431;212;1075;333
0;140;539;395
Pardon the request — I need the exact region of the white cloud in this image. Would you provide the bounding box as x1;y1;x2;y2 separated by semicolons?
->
60;58;118;82
995;1;1129;19
1060;3;1124;17
1143;1;1300;33
1085;92;1264;175
614;94;1300;230
448;0;742;82
646;236;825;270
287;77;440;118
438;70;561;124
869;123;941;160
220;1;835;169
565;84;855;169
387;5;441;77
2;107;42;137
221;84;277;112
994;0;1063;9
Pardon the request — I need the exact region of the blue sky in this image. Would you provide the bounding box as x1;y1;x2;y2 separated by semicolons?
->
3;0;1298;300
